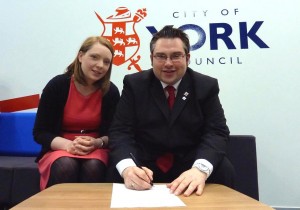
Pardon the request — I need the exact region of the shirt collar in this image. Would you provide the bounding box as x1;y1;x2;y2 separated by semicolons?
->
161;79;181;90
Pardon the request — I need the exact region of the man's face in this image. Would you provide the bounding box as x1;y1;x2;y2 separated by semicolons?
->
151;38;190;85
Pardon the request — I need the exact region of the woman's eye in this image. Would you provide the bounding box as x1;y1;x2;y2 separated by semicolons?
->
103;60;111;65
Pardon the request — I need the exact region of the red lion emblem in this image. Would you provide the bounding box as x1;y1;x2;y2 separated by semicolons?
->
95;7;147;72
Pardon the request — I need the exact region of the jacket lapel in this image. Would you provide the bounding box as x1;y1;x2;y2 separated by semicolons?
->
150;78;170;120
170;72;192;125
149;70;193;123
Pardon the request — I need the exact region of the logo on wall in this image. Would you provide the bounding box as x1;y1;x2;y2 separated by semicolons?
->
95;7;147;72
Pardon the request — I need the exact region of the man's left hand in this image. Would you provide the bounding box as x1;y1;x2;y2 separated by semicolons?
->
167;167;207;196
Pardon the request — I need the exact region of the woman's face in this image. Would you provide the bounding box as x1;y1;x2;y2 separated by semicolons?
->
78;42;112;85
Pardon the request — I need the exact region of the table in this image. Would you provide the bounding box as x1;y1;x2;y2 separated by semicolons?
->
11;183;273;209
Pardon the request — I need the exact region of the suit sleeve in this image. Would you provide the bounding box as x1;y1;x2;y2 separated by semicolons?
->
196;79;230;167
108;76;138;165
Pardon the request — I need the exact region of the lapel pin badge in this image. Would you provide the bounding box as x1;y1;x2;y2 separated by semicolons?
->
182;92;189;100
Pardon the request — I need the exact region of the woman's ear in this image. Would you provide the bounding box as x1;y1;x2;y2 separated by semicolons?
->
78;51;83;63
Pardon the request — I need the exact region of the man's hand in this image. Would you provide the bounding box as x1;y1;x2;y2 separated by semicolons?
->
167;167;207;196
122;166;153;190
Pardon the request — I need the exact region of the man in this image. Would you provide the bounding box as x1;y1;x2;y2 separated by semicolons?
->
107;26;235;196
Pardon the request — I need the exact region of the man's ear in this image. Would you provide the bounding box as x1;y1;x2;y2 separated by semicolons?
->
186;53;190;65
150;54;153;66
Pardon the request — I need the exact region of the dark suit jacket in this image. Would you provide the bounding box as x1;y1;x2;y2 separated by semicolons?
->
109;67;229;170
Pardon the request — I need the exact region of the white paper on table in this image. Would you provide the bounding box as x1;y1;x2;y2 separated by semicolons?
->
110;183;186;208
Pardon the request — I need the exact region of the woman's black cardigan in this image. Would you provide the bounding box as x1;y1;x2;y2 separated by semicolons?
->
33;73;120;161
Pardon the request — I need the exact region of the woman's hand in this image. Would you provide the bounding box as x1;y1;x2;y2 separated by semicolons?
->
52;135;108;155
70;136;95;155
68;136;108;155
65;141;77;155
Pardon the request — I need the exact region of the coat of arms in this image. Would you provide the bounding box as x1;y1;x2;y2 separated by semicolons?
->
95;7;147;72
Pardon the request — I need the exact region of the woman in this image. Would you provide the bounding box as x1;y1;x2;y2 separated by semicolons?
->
33;36;120;190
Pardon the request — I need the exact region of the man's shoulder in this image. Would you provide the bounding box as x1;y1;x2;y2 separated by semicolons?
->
125;69;153;79
186;68;219;94
124;69;154;85
187;68;216;82
187;68;217;86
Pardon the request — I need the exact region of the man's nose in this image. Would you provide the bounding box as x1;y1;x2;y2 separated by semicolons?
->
164;57;174;65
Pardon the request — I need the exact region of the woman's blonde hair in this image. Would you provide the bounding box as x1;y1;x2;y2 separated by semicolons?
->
66;36;114;95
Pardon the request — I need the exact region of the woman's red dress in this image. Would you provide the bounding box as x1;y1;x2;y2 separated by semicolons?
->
38;78;108;190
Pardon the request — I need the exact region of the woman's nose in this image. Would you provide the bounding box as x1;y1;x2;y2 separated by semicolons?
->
96;60;103;68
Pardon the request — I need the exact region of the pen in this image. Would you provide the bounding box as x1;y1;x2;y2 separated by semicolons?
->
129;152;153;186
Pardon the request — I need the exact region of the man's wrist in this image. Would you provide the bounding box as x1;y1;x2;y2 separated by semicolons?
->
192;159;213;179
116;159;136;177
193;163;210;179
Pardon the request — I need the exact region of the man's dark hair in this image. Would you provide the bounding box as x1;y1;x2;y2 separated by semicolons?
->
150;26;190;54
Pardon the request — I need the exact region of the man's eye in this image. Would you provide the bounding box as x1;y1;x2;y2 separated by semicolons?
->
158;55;167;59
